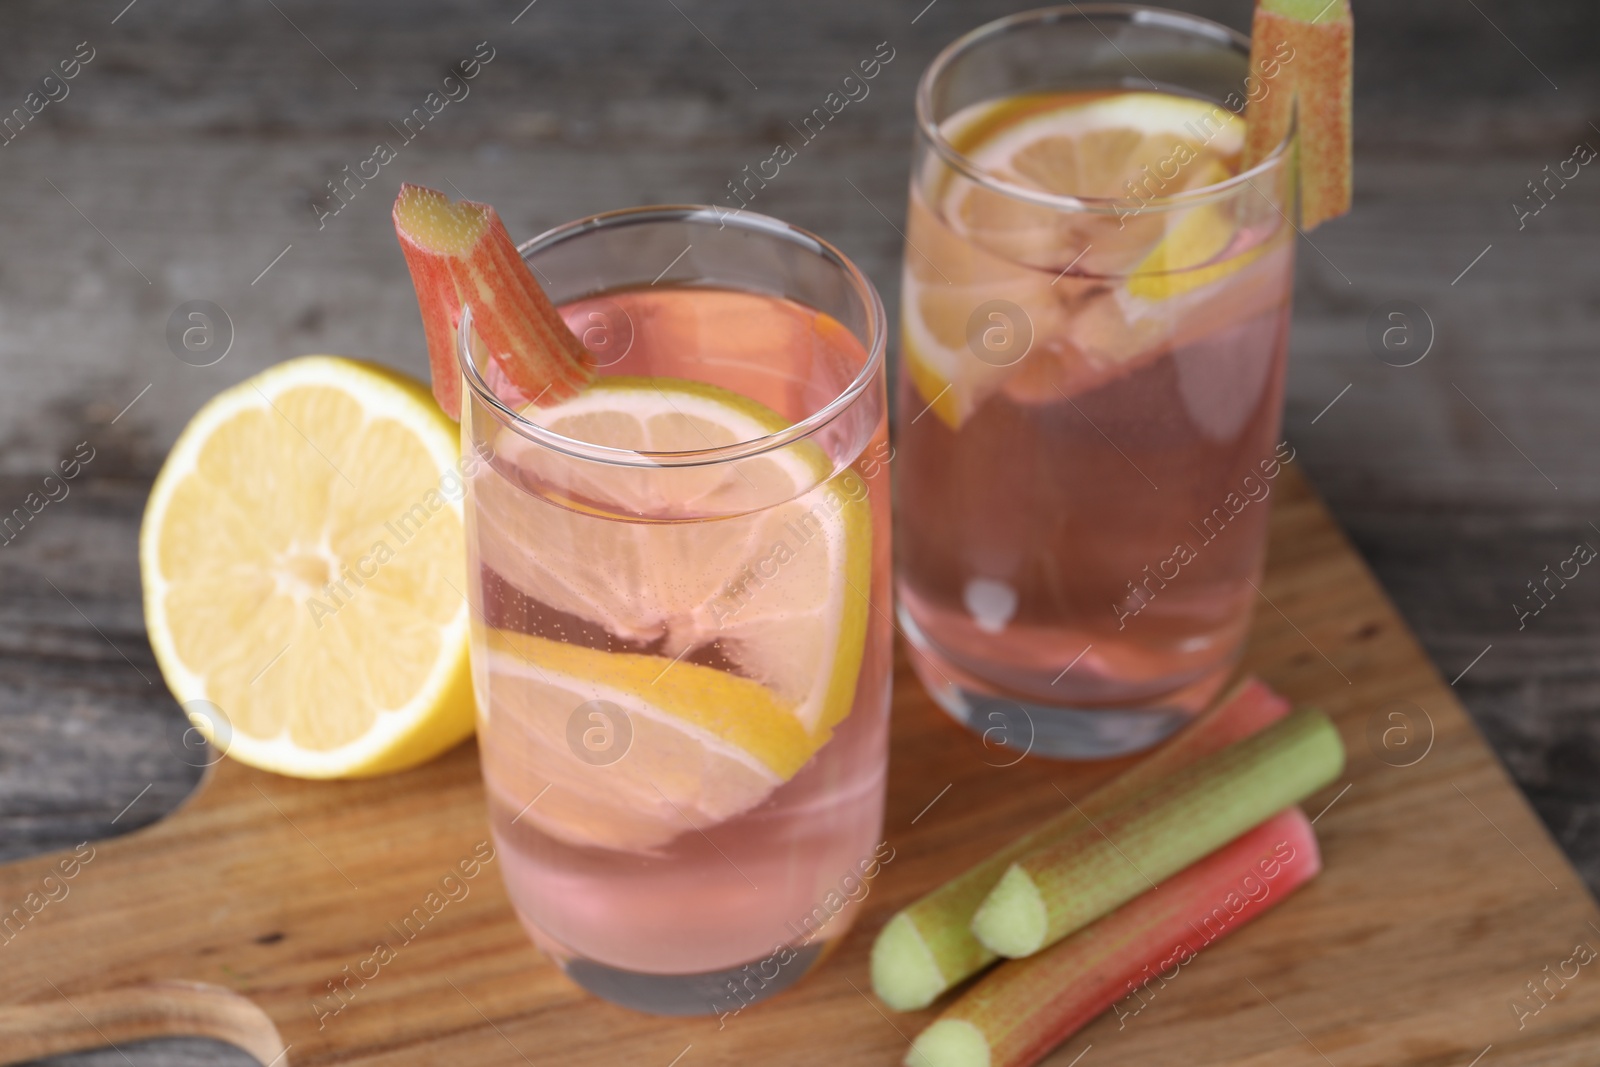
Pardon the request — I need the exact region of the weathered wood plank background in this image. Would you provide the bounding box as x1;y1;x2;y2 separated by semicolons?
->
1;0;1596;1062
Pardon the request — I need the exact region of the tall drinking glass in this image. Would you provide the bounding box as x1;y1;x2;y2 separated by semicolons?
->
458;207;891;1015
894;5;1297;758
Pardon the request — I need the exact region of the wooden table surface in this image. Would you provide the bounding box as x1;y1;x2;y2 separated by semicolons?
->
1;1;1596;1064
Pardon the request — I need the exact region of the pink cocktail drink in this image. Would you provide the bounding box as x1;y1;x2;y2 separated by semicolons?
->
895;11;1299;757
458;210;891;1014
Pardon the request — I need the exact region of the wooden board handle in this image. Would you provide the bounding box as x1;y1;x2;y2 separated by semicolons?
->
0;981;286;1066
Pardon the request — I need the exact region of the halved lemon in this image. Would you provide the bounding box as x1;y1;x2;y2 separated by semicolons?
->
140;355;474;778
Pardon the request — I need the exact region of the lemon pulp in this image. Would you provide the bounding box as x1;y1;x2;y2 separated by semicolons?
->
140;355;474;778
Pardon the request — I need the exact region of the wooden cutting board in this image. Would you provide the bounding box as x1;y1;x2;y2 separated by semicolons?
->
3;465;1598;1067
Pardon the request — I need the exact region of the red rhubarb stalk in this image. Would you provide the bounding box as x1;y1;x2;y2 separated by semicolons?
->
392;183;594;418
970;707;1343;959
907;808;1322;1067
871;678;1290;1011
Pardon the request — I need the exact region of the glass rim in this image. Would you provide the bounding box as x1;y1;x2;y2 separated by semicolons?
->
915;2;1296;215
457;205;887;470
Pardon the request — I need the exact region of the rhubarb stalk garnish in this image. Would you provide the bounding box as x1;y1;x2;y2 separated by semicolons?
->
970;707;1343;959
906;809;1323;1067
871;678;1291;1011
392;183;594;418
1243;0;1354;230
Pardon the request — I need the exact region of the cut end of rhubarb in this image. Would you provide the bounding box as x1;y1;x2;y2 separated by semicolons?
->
906;1019;989;1067
394;183;494;256
392;183;596;419
1261;0;1349;21
873;913;949;1012
970;865;1047;959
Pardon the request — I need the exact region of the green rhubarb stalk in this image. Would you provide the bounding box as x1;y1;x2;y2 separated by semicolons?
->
907;809;1322;1067
870;678;1290;1011
970;707;1342;959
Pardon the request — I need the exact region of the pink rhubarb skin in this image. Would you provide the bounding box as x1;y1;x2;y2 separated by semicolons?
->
870;678;1291;1011
392;183;594;418
907;808;1322;1067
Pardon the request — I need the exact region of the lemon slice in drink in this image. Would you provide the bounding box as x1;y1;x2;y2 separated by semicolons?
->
1126;202;1269;301
943;91;1241;270
900;271;1064;430
140;356;474;778
481;630;823;851
903;92;1249;426
474;377;872;738
954;91;1241;197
